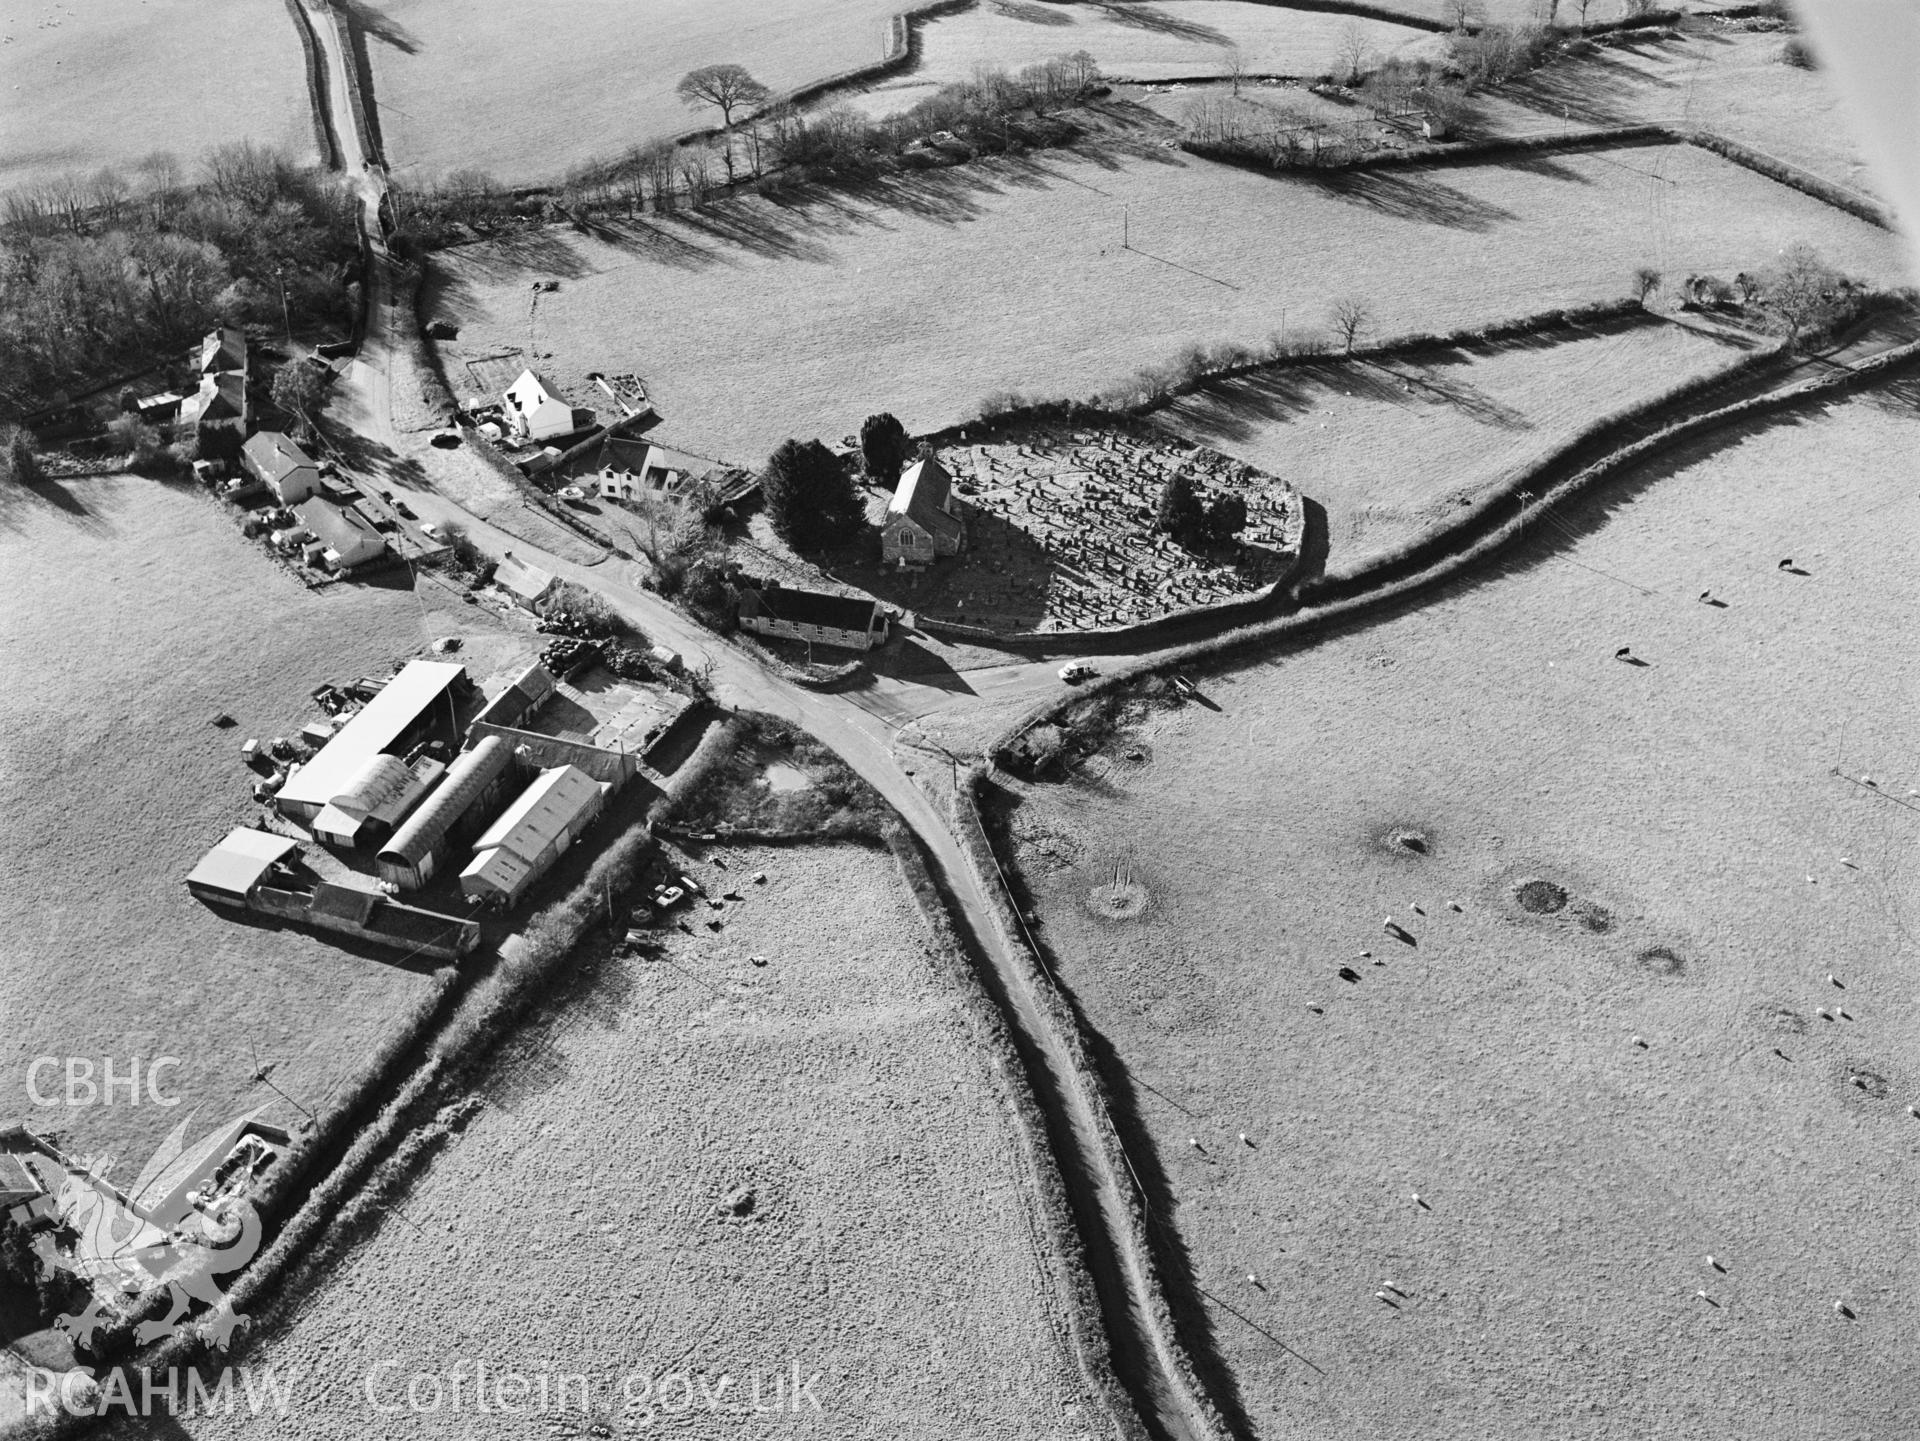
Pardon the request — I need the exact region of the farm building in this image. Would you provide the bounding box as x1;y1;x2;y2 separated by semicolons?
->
503;369;575;442
277;660;468;821
135;391;185;425
471;661;558;731
310;751;445;849
123;1106;290;1224
242;431;322;504
882;455;966;568
494;554;559;611
376;733;515;890
185;828;303;908
738;582;890;652
295;496;388;572
199;326;247;376
460;764;609;907
182;371;248;435
0;1150;39;1209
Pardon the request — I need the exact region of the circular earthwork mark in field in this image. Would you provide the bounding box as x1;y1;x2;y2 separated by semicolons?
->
1635;945;1687;978
1372;823;1434;860
1575;902;1614;933
1757;1003;1809;1036
1085;880;1151;922
1513;879;1568;914
1842;1064;1890;1100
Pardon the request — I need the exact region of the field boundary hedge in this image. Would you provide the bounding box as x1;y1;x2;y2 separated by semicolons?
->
991;333;1920;758
882;825;1142;1438
947;767;1229;1441
321;0;387;171
280;0;339;171
1230;0;1452;34
1183;116;1896;232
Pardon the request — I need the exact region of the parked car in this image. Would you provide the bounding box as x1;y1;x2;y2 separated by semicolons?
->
650;885;686;911
392;499;415;519
1058;660;1099;684
420;522;443;540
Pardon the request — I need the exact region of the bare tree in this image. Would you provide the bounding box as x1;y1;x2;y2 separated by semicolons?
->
1330;296;1373;351
1443;0;1477;31
1632;265;1662;302
677;146;712;209
1225;45;1247;97
1335;21;1372;86
675;64;772;183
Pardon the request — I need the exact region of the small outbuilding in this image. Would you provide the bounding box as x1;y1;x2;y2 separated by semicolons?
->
186;828;302;908
881;454;966;569
242;431;322;505
494;554;559;611
460;764;609;907
311;752;439;849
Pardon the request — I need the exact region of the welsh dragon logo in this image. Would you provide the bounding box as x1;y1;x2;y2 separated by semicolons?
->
7;1109;276;1352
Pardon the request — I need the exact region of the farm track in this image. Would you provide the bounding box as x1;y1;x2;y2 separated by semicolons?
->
293;17;1224;1441
272;21;1920;1441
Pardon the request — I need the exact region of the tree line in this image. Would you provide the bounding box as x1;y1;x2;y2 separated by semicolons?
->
0;144;358;417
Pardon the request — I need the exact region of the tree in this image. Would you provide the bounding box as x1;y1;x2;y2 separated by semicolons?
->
1632;265;1662;302
1155;469;1203;540
761;438;866;551
1336;21;1372;86
271;361;329;437
859;413;909;485
675;65;772;183
1225;46;1248;98
1329;295;1373;352
118;387;140;414
1204;492;1249;545
4;427;45;486
1756;241;1844;341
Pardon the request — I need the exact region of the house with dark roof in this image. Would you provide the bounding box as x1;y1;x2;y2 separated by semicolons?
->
295;496;388;572
242;431;322;504
199;326;247;377
183;370;248;434
738;582;890;652
881;454;966;568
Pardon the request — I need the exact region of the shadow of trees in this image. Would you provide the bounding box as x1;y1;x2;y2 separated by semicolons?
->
0;473;113;537
1306;167;1520;231
1092;0;1230;46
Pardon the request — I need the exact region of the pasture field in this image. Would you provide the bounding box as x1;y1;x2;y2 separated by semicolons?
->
0;475;531;1167
838;1;1434;119
426;135;1901;469
1483;27;1874;196
998;388;1920;1439
365;0;905;185
1160;315;1754;565
0;0;318;194
112;844;1102;1440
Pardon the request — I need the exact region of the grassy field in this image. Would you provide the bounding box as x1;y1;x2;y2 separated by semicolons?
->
368;0;907;185
1478;28;1875;196
997;386;1920;1439
1159;315;1755;566
0;474;531;1168
838;1;1435;118
426;133;1901;470
0;0;319;194
113;843;1101;1439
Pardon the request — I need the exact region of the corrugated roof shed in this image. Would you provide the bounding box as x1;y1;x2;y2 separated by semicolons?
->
279;660;466;812
379;733;513;866
185;828;300;903
474;765;606;859
495;555;558;605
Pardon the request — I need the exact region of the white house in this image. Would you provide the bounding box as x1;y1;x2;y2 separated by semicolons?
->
502;369;575;442
881;454;966;569
242;431;321;504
